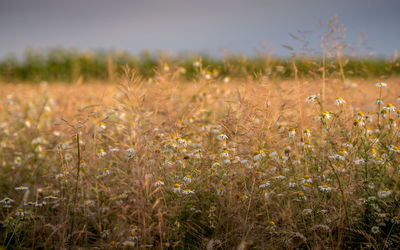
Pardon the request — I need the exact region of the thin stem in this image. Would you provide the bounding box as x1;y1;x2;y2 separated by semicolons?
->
69;133;81;244
377;87;382;128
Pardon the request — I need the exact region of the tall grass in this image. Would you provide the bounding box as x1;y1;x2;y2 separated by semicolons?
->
1;75;400;248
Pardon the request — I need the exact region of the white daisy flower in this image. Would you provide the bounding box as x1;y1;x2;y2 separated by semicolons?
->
319;184;332;192
375;82;387;87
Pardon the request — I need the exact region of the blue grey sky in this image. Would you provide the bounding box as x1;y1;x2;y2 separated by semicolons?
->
0;0;399;58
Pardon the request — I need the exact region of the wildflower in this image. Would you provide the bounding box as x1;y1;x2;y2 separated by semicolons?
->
389;145;400;153
61;140;71;149
355;109;364;119
163;63;170;72
34;145;43;155
35;202;44;207
217;134;228;141
319;209;328;215
14;156;22;166
193;60;201;67
240;158;250;166
376;82;387;87
319;111;331;120
235;193;247;201
44;195;58;200
183;175;192;183
14;209;24;218
178;66;186;74
15;185;29;191
383;103;395;112
221;150;229;158
38;151;46;159
97;122;106;132
375;98;384;105
354;157;365;165
125;147;135;159
153;180;164;187
204;71;211;79
288;178;296;188
377;188;392;198
301;175;312;184
335;97;345;105
32;137;44;145
3;216;15;227
342;142;352;148
0;197;15;206
354;119;364;127
101;229;110;239
24;201;36;206
223;158;232;164
305;95;317;103
108;146;119;153
319;184;331;192
43;104;51;112
212;69;219;77
117;193;128;199
130;224;138;233
109;240;117;247
259;180;271;188
85;200;95;206
223;76;230;83
182;189;194;194
358;197;367;204
274;175;286;180
302;208;313;215
25;120;32;128
210;125;221;134
63;152;72;161
56;171;69;181
288;128;296;138
392;216;400;224
176;137;188;147
122;240;136;247
173;183;181;193
371;226;380;234
253;150;266;161
100;168;110;177
388;117;396;128
211;162;220;167
97;148;106;158
329;153;345;161
303;129;311;137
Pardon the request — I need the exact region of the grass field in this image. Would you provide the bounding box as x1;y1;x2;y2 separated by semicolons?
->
1;69;400;249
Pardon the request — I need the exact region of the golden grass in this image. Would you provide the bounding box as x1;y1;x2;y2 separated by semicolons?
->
1;76;400;249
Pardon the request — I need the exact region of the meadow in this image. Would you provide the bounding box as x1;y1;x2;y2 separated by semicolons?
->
1;54;400;249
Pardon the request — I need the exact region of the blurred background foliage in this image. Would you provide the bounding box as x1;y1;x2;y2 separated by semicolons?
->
0;47;399;83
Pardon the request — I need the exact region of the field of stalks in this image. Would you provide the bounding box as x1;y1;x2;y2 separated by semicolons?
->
1;60;400;249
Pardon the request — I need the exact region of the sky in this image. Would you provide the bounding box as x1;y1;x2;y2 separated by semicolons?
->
0;0;399;59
